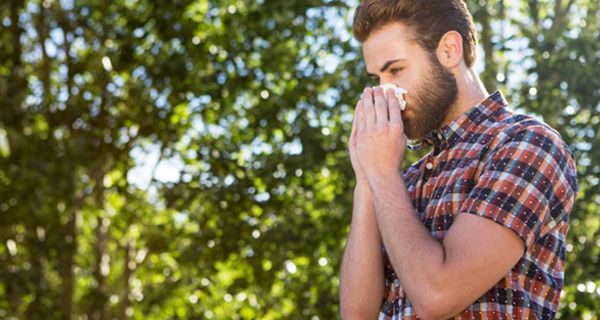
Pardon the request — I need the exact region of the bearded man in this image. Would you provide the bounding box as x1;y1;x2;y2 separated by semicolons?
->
338;1;578;319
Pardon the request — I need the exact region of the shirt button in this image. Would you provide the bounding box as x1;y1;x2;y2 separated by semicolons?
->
437;133;443;140
426;162;433;170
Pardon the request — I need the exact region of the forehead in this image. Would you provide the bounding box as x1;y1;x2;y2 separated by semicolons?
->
362;22;420;70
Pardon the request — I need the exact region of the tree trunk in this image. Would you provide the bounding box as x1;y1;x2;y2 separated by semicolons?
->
4;0;26;314
59;210;77;320
119;239;135;320
54;4;78;318
90;168;110;320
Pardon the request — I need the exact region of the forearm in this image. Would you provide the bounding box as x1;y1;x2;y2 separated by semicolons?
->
369;175;447;318
339;185;385;318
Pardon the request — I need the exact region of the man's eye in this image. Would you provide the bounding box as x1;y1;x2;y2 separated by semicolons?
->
391;68;403;75
370;76;380;83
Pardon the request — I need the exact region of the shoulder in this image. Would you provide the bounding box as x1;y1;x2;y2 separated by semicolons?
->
483;111;578;197
487;111;574;161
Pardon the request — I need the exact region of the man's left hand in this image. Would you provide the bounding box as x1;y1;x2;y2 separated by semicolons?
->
355;86;407;183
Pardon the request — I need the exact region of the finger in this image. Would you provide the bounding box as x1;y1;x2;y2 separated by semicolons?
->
387;88;404;126
356;99;366;133
362;87;376;128
351;99;362;142
373;86;388;125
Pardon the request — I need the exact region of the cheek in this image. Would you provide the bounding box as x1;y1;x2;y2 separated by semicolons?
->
409;71;432;99
400;72;421;94
403;81;420;106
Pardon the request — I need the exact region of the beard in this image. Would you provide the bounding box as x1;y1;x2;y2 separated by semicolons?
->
403;54;458;140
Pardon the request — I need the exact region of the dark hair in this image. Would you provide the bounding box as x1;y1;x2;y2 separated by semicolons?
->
352;0;478;68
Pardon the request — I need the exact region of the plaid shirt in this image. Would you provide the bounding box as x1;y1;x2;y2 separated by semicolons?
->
379;91;578;319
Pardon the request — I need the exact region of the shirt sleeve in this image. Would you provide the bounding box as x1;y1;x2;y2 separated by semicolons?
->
460;125;578;248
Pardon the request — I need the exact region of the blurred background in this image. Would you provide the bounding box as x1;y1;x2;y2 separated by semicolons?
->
0;0;598;319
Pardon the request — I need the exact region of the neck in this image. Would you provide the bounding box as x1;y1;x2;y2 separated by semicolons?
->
442;68;489;127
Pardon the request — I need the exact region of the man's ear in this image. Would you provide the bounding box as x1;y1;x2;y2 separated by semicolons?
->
436;31;464;69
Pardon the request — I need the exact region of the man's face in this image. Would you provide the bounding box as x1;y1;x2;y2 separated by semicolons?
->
362;22;458;140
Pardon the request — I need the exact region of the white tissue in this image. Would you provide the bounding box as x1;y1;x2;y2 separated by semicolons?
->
377;84;408;111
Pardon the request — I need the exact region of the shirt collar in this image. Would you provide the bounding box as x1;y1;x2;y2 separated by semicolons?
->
418;91;509;149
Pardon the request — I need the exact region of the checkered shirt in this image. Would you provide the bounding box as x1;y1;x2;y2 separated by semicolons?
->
379;91;578;319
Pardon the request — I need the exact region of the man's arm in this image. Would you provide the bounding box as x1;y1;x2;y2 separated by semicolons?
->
368;175;523;320
339;184;385;319
354;87;577;320
366;124;578;319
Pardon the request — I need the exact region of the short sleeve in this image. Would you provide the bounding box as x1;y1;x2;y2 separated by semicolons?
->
460;126;578;248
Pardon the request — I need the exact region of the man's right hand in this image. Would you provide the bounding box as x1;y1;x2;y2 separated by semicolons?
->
349;98;369;188
340;105;385;317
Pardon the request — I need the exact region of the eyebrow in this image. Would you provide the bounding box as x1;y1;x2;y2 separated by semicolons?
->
367;58;406;77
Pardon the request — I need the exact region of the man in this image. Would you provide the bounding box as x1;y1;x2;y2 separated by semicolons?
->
338;1;578;319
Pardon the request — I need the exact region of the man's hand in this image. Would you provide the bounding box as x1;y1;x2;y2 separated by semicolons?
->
355;87;407;183
349;96;369;187
341;102;385;318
